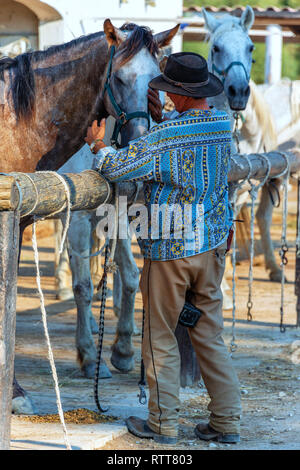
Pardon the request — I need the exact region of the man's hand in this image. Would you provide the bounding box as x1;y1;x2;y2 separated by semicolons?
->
85;119;106;153
148;88;165;123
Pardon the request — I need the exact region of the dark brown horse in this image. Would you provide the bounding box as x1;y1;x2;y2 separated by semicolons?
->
0;19;179;414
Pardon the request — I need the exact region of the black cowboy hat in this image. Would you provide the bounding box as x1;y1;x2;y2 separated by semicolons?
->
149;52;223;98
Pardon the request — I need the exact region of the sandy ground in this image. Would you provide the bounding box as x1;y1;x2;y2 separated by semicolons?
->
12;184;300;451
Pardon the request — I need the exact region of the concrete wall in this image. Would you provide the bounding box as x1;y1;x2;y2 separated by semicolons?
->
0;1;183;53
34;0;182;52
0;0;39;49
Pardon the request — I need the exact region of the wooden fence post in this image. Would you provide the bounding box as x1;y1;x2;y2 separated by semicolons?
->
0;211;20;450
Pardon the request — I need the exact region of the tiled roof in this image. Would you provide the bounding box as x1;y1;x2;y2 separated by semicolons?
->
184;5;300;17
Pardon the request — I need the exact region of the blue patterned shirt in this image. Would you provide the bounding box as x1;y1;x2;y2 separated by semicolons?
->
96;108;233;261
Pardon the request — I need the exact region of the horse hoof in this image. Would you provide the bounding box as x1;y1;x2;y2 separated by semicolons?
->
56;288;74;301
12;395;38;415
269;270;285;283
110;351;134;373
82;361;112;379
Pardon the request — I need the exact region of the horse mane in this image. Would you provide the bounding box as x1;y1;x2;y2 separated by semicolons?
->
0;31;104;121
248;79;277;151
118;23;159;66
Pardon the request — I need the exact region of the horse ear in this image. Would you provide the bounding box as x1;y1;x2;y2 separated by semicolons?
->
202;9;220;34
104;19;126;47
240;5;255;31
154;24;180;48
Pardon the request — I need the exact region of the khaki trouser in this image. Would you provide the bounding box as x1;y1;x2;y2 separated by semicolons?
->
140;242;242;437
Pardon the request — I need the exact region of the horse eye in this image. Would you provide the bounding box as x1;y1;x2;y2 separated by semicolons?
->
213;45;220;53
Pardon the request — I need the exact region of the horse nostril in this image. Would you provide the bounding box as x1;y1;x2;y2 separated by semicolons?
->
228;85;236;97
245;85;250;97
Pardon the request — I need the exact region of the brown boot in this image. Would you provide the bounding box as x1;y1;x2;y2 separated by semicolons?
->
126;416;178;445
195;422;240;444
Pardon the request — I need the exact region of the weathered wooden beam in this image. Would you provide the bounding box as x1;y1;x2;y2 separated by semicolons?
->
229;150;300;182
0;211;20;450
0;151;299;216
0;171;112;217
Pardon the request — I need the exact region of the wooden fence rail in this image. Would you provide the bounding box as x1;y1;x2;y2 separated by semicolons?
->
0;149;300;449
0;150;299;215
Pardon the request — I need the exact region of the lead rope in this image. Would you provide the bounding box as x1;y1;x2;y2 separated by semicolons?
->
94;184;119;412
94;241;110;413
138;308;147;405
244;154;271;322
230;155;251;354
25;172;73;451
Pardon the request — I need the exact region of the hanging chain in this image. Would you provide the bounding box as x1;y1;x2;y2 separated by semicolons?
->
229;155;252;354
278;152;290;333
244;154;271;322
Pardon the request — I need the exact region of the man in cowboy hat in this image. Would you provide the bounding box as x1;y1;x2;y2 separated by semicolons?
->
86;52;241;445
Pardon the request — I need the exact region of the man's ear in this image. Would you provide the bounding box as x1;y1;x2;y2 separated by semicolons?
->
154;24;180;48
104;19;127;47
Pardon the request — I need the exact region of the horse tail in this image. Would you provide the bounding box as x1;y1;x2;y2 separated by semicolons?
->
10;53;35;121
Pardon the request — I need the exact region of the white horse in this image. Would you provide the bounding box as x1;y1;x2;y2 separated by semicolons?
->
55;24;178;380
258;78;300;148
203;7;295;287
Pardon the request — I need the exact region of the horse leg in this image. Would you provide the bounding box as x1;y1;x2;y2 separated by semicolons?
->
68;211;111;379
110;237;139;372
113;268;140;336
54;219;74;301
256;180;282;281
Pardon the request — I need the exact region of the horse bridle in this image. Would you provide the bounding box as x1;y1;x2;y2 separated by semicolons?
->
211;57;250;85
102;45;151;148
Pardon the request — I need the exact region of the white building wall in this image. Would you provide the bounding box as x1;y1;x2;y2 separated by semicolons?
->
39;0;183;52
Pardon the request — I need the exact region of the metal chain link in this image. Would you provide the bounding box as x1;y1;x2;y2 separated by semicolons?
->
277;152;290;333
229;154;252;354
244;154;271;322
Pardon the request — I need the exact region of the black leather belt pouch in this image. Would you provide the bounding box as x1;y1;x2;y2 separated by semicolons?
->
179;301;202;328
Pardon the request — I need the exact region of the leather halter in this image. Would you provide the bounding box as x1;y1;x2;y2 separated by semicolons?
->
212;60;250;84
102;45;151;148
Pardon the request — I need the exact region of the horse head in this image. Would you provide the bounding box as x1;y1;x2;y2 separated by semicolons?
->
203;6;255;111
102;19;179;147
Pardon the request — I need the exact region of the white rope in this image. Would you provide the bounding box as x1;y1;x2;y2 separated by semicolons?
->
17;173;39;218
16;171;72;254
36;171;72;255
26;171;73;450
32;220;72;450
